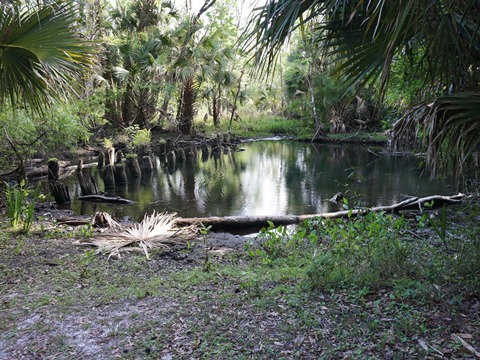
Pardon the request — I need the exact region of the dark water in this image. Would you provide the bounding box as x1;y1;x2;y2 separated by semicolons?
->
62;141;458;221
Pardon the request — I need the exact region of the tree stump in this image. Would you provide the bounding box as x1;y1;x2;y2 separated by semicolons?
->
48;158;60;182
126;154;141;177
167;150;176;165
97;152;105;168
188;143;198;159
211;137;221;153
48;159;70;204
175;147;186;162
116;151;124;164
165;139;173;153
104;148;115;166
114;163;128;184
103;164;115;188
141;156;154;172
159;141;167;155
201;142;209;161
77;160;99;196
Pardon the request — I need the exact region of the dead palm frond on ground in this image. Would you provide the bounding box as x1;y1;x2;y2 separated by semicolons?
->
79;211;198;259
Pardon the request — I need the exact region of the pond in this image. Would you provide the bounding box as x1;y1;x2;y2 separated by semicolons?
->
62;140;458;222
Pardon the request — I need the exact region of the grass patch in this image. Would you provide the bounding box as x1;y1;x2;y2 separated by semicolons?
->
201;114;313;138
323;131;387;143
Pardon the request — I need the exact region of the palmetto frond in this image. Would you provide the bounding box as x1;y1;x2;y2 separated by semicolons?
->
245;0;480;92
0;3;94;112
390;93;480;176
81;211;197;259
242;0;320;76
122;211;178;242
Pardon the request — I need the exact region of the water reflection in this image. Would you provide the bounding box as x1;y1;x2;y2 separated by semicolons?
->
62;141;458;221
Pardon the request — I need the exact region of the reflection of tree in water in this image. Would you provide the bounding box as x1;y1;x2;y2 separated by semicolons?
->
195;151;245;216
280;143;449;214
148;151;246;217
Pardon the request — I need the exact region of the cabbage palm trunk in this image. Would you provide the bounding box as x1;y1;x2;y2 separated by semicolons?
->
178;77;197;135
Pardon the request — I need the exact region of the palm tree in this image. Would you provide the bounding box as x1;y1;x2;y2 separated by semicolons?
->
0;2;94;113
244;0;480;175
100;0;175;129
173;0;217;135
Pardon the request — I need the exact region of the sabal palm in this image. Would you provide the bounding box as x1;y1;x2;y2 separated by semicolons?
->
0;3;94;113
245;0;480;175
171;18;221;135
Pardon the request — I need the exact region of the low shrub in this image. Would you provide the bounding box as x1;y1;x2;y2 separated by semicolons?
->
304;212;411;289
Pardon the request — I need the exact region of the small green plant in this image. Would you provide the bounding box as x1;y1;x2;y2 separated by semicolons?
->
306;212;410;289
134;288;151;299
4;181;26;228
200;223;212;272
76;224;94;238
103;137;114;150
79;249;97;279
245;221;316;265
240;273;262;298
4;180;39;232
429;204;449;250
22;187;39;232
132;129;151;148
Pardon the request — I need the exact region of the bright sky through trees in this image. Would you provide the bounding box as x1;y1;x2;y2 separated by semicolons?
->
174;0;266;26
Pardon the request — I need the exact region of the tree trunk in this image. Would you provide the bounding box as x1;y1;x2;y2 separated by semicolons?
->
175;194;466;231
178;77;197;135
229;70;244;131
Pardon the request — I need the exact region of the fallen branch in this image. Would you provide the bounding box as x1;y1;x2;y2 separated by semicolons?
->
57;218;91;226
78;195;135;204
175;193;467;231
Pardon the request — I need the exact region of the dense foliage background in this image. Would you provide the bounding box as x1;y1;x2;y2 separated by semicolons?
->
0;0;479;177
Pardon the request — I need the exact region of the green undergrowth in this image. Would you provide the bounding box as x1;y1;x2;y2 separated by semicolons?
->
199;113;386;142
246;207;480;295
202;115;312;138
0;198;479;358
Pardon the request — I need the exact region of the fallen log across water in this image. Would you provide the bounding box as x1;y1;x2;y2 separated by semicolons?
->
78;195;135;204
174;193;467;231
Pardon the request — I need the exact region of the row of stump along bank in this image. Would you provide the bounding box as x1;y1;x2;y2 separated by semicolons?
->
48;134;240;204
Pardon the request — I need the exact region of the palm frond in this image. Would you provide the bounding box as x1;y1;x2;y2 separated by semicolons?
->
79;211;198;259
241;0;321;76
390;92;480;176
245;0;480;94
0;3;95;113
